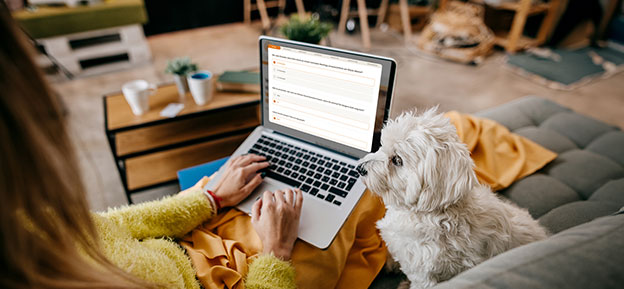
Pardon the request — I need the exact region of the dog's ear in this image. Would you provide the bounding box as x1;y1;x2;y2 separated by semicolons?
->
407;109;477;211
409;141;475;212
405;147;438;211
438;140;476;206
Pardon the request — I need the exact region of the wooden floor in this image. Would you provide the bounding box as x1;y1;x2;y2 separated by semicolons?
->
50;21;624;211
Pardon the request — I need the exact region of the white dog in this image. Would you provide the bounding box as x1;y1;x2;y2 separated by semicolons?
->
357;108;548;289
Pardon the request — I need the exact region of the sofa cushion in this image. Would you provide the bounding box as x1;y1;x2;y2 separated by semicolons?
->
483;97;624;233
543;150;624;199
504;174;580;219
589;179;624;205
513;127;577;154
538;201;623;233
432;214;624;289
475;96;570;130
586;131;624;167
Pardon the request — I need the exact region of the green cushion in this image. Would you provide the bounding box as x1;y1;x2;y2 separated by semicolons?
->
12;0;147;39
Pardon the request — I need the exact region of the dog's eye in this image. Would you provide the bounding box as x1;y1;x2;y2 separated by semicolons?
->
391;155;403;166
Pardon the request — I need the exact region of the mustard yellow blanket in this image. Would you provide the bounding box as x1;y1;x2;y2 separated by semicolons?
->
445;111;557;191
180;111;557;289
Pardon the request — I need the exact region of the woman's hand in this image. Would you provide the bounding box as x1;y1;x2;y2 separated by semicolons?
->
251;189;303;260
212;154;269;208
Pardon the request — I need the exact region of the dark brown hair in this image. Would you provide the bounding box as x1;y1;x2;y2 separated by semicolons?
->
0;3;154;288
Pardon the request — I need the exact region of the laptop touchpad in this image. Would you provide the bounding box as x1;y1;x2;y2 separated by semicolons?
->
237;179;283;214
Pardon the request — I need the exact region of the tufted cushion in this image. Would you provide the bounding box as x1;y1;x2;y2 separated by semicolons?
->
476;96;624;234
433;214;624;289
504;174;580;219
586;132;624;167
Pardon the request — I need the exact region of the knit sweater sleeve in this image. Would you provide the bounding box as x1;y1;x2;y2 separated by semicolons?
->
99;189;214;239
246;254;297;289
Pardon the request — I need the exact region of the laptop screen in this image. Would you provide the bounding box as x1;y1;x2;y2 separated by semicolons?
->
260;37;396;158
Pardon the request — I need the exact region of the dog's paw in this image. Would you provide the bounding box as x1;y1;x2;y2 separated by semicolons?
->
384;252;402;273
397;280;411;289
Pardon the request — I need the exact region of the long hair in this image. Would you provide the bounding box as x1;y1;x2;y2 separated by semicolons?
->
0;4;156;288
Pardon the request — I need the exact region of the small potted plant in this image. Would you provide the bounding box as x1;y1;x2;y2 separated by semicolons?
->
280;14;332;44
165;57;198;101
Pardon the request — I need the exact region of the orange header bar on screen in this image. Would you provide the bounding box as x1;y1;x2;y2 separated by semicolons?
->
268;44;280;50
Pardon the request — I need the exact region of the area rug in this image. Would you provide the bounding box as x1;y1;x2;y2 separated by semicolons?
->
505;44;624;90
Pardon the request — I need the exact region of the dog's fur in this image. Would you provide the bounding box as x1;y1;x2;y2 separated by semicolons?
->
358;109;548;289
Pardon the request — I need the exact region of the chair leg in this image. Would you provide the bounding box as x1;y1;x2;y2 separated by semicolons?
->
295;0;306;18
356;0;371;50
338;0;351;34
506;0;531;53
536;0;560;44
244;0;251;24
376;0;389;28
399;0;412;43
439;0;449;10
593;0;620;42
256;0;271;31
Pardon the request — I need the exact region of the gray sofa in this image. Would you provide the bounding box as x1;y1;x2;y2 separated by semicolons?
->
370;96;624;289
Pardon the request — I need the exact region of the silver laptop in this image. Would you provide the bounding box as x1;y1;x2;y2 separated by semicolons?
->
205;36;397;249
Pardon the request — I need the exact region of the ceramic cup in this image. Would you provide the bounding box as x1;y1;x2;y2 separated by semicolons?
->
122;80;157;116
187;70;213;106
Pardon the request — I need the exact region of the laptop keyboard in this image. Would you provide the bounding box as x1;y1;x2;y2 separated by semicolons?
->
247;135;360;206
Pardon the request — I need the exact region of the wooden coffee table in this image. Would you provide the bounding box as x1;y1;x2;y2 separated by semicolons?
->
104;83;260;203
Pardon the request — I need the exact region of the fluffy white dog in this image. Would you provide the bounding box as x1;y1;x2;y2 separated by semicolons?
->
357;108;548;289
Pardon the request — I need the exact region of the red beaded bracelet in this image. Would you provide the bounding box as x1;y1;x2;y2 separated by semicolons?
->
205;190;222;210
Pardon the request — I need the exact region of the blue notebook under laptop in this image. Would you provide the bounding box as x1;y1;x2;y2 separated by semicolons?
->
177;157;229;190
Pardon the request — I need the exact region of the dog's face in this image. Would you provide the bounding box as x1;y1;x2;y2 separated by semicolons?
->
358;108;476;212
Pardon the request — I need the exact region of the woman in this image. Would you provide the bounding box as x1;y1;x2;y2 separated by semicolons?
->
0;3;301;289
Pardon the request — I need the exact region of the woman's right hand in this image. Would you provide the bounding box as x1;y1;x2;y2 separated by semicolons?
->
251;189;303;260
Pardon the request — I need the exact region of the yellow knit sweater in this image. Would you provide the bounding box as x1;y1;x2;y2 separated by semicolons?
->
95;189;296;289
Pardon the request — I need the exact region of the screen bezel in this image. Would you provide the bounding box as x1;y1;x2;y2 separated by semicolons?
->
259;36;396;159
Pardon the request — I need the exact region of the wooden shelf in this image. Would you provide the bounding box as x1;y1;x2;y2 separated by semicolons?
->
114;105;259;157
125;132;250;190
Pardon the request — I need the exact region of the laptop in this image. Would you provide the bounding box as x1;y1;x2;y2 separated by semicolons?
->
205;36;397;249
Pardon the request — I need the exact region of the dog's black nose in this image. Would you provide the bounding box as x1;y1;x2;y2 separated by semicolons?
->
356;164;368;176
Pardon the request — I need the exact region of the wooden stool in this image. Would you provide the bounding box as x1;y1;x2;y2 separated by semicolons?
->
440;0;562;53
244;0;306;31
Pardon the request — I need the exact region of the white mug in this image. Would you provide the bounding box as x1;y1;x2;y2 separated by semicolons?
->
187;71;213;106
122;80;156;115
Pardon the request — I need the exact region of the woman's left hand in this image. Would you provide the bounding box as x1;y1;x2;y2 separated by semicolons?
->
211;154;269;208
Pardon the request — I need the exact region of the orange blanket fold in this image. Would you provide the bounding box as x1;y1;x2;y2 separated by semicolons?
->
180;191;387;289
445;111;557;191
180;111;557;289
